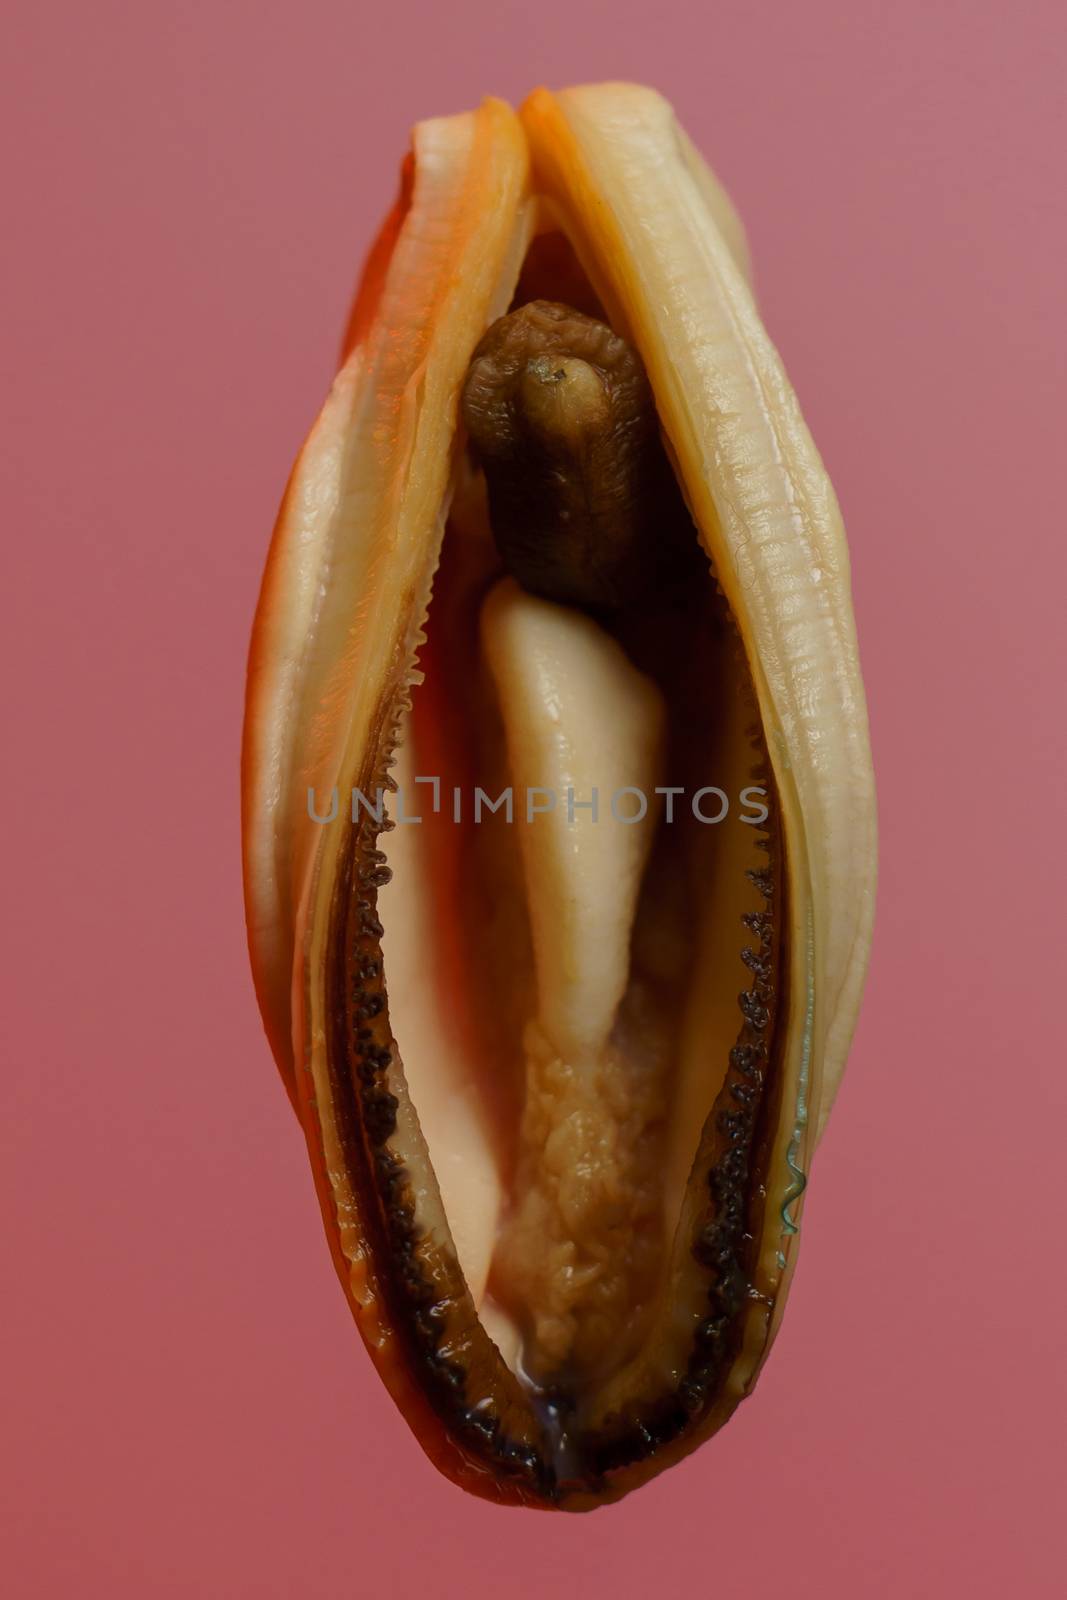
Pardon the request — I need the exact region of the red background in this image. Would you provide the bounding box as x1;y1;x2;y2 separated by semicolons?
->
3;3;1065;1595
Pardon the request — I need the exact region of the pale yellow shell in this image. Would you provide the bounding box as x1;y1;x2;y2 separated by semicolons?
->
242;83;876;1508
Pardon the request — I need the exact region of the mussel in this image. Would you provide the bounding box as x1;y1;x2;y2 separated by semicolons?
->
242;82;877;1509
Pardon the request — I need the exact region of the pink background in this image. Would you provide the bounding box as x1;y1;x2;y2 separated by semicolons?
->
3;2;1065;1594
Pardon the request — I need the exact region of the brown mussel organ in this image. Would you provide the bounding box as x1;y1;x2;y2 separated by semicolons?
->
242;83;877;1508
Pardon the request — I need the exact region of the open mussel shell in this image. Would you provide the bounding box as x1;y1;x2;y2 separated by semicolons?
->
242;83;876;1509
